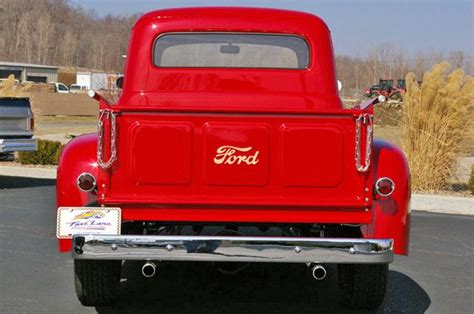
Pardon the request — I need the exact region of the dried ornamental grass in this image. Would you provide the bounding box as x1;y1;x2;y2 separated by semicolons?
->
402;62;474;191
0;74;32;97
469;166;474;195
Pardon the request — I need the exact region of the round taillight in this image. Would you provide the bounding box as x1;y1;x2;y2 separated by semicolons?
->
77;173;96;192
375;177;395;197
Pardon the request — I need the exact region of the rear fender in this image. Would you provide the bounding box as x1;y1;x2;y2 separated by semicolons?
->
56;133;98;252
363;138;411;255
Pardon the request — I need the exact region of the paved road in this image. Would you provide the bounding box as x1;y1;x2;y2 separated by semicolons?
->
0;176;473;314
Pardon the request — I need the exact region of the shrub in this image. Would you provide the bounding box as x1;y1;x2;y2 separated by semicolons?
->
402;63;474;191
469;166;474;195
18;139;64;165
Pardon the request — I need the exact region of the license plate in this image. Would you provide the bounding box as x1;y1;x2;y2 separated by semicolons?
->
56;207;121;239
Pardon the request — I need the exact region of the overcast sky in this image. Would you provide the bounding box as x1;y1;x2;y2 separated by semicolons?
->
69;0;473;57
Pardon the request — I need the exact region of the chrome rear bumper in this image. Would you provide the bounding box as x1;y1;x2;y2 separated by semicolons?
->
0;138;36;153
72;235;393;264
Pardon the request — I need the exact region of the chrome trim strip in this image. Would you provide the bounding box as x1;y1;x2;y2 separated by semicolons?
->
72;235;393;264
0;138;37;152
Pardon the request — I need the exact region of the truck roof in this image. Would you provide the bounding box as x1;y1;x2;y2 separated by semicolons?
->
134;7;330;34
120;7;342;111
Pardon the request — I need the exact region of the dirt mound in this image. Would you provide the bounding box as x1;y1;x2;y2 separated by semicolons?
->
374;103;403;126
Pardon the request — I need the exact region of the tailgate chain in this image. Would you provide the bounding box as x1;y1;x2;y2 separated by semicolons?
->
355;114;373;172
97;109;117;169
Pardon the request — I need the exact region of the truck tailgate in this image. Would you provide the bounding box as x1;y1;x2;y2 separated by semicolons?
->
0;97;33;138
103;111;373;211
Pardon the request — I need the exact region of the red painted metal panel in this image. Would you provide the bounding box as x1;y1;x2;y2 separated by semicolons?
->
119;207;372;224
56;133;99;252
120;7;342;111
101;112;373;218
205;123;270;186
130;122;193;185
362;139;411;255
281;124;344;187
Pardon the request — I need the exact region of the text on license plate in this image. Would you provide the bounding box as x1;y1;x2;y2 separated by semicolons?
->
56;207;121;239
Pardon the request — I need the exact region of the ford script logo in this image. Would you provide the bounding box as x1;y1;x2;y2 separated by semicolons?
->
213;146;260;165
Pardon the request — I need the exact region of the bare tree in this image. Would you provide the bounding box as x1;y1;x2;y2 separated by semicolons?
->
0;0;471;83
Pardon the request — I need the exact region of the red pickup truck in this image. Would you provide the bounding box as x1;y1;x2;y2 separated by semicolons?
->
56;7;410;310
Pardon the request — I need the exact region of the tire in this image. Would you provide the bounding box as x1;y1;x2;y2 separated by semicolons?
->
74;260;121;306
338;263;388;310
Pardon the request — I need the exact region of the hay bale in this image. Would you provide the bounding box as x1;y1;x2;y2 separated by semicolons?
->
58;71;76;87
27;83;55;93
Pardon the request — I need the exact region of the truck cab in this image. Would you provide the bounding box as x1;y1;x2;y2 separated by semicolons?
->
51;82;69;93
57;7;410;310
69;84;87;94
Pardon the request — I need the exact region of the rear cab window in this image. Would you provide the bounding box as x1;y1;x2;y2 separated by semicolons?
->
153;33;310;69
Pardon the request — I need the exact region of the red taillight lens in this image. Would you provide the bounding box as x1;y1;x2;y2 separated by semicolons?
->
375;177;395;197
29;117;34;131
77;173;96;192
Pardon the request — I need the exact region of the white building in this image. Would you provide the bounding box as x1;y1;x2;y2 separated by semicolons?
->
76;72;121;90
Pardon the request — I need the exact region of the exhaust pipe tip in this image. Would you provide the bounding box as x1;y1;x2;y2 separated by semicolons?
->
142;262;157;278
311;264;327;281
